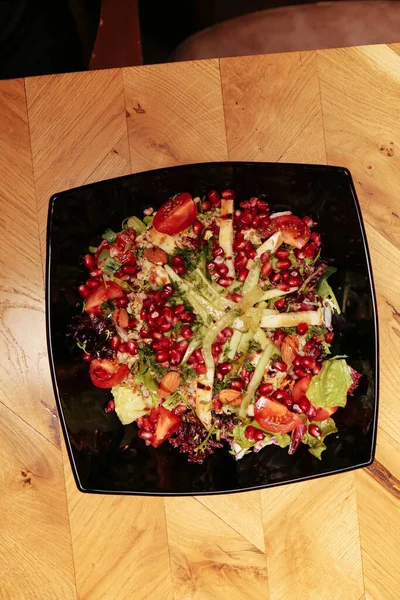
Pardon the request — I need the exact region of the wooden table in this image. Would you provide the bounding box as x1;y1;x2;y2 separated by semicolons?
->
1;44;400;600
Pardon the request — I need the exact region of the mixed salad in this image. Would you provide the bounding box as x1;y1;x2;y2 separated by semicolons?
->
71;189;361;463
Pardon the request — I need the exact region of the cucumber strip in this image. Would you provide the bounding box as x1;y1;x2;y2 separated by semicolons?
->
259;287;298;302
219;199;235;277
242;259;261;295
260;309;323;328
238;284;265;312
186;292;212;322
254;328;268;347
227;330;242;360
238;338;276;418
125;216;146;234
188;268;234;310
181;337;200;363
255;231;283;258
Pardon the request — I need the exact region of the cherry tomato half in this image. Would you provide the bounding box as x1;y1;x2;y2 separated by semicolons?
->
254;396;302;434
84;282;125;316
89;359;129;389
153;192;198;235
313;406;338;422
274;215;310;249
292;376;312;404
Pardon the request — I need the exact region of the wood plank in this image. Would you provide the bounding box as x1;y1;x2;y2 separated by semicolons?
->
220;52;326;163
318;45;400;250
356;427;400;600
25;69;131;244
123;59;228;172
364;222;400;443
165;496;269;600
61;443;173;600
0;403;76;599
261;473;364;600
0;79;60;448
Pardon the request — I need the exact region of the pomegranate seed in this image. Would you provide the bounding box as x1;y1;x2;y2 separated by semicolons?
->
259;215;271;229
277;282;290;291
84;254;95;269
139;328;149;339
122;264;136;274
241;211;253;225
234;255;247;270
158;338;171;350
214;399;223;412
254;429;265;442
304;243;316;259
230;379;243;390
257;199;269;213
299;396;311;413
217;277;232;287
162;284;174;298
217;263;229;277
273;329;285;346
207;261;217;274
325;332;334;343
89;267;103;278
308;424;322;439
276;249;289;259
127;340;138;355
162;307;173;322
293;355;303;367
238;268;249;282
181;325;193;338
252;216;260;228
212;343;222;356
313;364;322;375
218;362;232;375
292;404;302;414
114;297;128;308
174;304;185;316
152;330;163;340
303;216;314;228
202;200;212;211
281;271;290;282
212;245;224;258
259;252;269;264
192;220;203;235
82;353;92;362
222;327;233;339
110;336;120;350
221;189;235;200
193;349;204;363
207;189;220;205
195;364;207;374
273;361;287;372
245;426;257;441
258;383;273;395
302;356;316;369
174;265;186;275
304;340;315;353
296;322;309;335
261;262;273;278
270;273;281;284
181;312;194;322
294;367;307;378
176;339;189;355
78;284;90;299
86;279;100;289
232;293;243;302
169;349;181;366
119;342;128;353
171;255;184;266
311;232;321;246
277;259;291;270
274;298;286;310
307;406;317;420
160;321;172;332
233;239;247;251
155;350;169;363
289;276;301;287
247;248;257;259
105;400;115;413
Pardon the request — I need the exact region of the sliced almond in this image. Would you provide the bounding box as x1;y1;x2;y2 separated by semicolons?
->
281;334;299;365
144;246;168;265
113;308;129;328
219;388;242;406
158;371;180;399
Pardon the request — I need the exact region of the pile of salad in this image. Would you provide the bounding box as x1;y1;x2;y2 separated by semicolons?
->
71;189;361;463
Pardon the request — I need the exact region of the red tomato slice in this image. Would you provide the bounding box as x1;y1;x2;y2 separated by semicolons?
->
274;215;310;249
292;376;312;404
85;282;125;315
153;192;198;235
151;406;181;448
314;406;338;422
95;239;110;265
89;359;129;389
254;396;302;434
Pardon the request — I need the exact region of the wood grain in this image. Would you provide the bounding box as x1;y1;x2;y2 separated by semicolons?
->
0;79;60;448
165;496;269;600
318;45;400;249
123;60;228;172
25;69;131;244
0;403;76;599
356;428;400;600
261;473;364;600
220;52;326;164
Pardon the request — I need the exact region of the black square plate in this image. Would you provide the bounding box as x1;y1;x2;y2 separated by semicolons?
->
46;162;379;495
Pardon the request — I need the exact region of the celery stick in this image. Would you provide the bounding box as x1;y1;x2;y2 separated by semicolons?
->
227;330;242;360
259;287;298;302
188;268;234;310
239;338;276;418
255;231;283;257
242;259;261;295
181;337;200;363
260;309;323;328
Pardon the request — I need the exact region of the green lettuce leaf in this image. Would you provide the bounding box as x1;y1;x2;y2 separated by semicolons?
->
306;358;352;408
102;228;117;244
318;279;341;314
273;433;291;448
303;418;338;459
